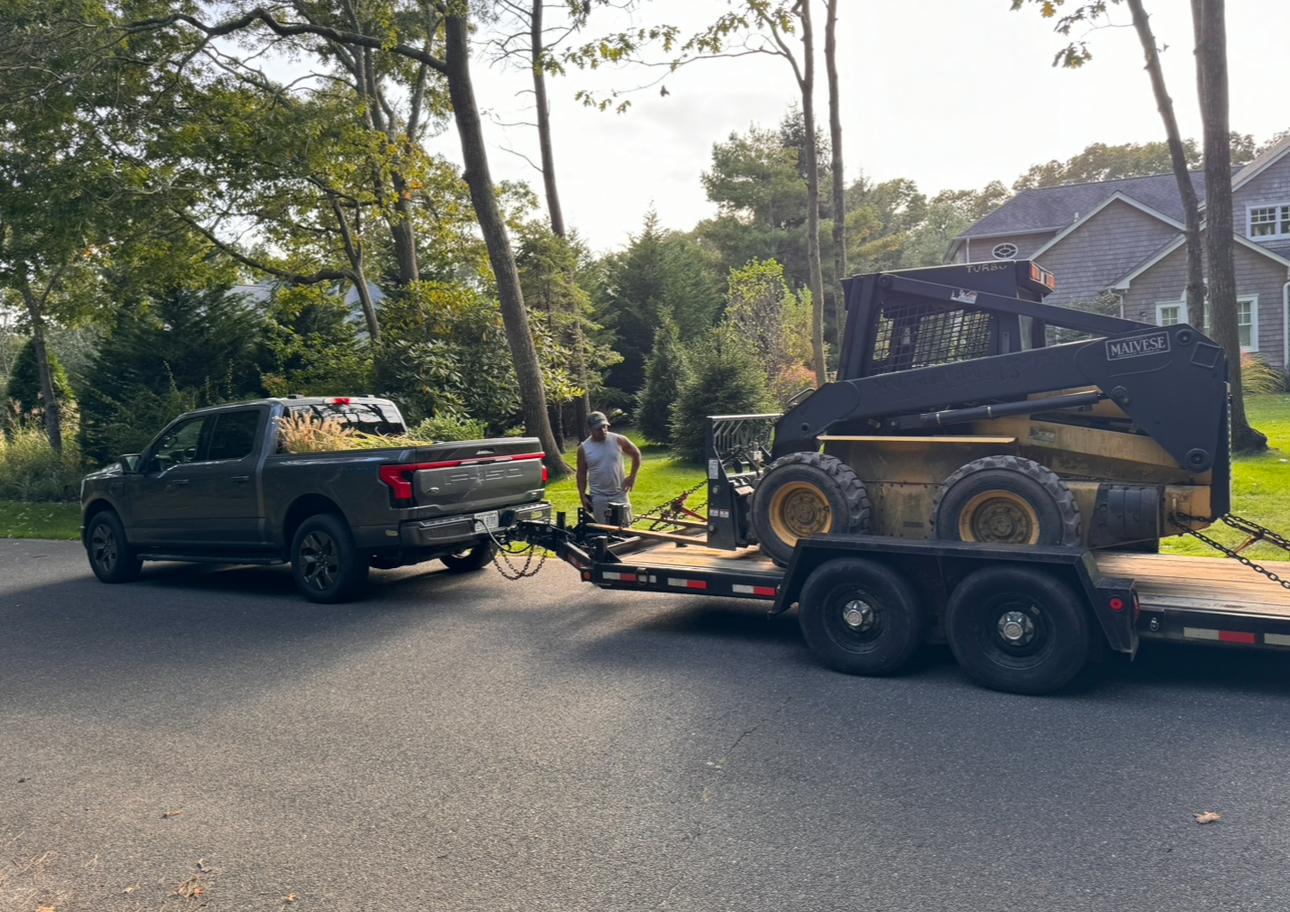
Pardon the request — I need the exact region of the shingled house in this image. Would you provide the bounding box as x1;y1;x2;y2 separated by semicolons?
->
947;135;1290;372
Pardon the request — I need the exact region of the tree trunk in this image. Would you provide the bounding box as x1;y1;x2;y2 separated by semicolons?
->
18;286;62;453
1126;0;1206;327
1193;0;1265;452
444;13;569;477
799;3;827;386
530;0;566;238
329;196;381;341
388;171;420;285
824;0;846;351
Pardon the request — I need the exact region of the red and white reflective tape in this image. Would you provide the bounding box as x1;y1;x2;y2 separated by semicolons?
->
667;578;708;591
601;571;637;583
732;583;778;598
1183;627;1257;645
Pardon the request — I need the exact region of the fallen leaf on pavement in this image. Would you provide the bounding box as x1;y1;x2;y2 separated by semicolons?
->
161;809;184;819
284;893;299;903
1194;811;1222;825
176;877;206;898
36;906;56;912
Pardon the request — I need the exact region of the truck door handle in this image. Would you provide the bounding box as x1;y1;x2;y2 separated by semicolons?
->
231;475;251;484
170;478;191;487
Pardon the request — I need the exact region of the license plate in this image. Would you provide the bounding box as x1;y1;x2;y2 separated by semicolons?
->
475;510;500;532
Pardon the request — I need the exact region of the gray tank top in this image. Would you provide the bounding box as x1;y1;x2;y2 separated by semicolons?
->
582;433;625;497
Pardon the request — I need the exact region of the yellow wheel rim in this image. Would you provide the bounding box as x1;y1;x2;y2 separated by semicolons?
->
768;481;833;547
958;490;1041;545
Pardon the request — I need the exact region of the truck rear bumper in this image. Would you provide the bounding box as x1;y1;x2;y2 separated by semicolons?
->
397;501;551;548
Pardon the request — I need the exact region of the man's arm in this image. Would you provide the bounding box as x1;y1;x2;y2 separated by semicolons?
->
576;444;591;512
619;435;642;492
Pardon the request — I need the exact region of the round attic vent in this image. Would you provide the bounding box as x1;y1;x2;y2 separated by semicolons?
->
992;242;1019;260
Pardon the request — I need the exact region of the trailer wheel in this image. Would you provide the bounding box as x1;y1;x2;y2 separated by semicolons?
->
798;558;925;676
932;456;1080;546
945;566;1090;695
752;453;871;566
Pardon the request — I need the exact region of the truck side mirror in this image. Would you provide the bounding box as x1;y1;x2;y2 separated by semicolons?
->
119;454;141;474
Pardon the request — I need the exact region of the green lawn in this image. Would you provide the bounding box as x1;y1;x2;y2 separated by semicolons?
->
0;500;82;541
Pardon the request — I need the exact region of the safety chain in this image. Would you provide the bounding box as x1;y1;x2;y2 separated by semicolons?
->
1170;513;1290;592
635;479;710;530
478;522;549;581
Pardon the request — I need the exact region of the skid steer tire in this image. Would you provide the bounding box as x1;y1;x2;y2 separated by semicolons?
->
932;455;1080;547
752;452;871;566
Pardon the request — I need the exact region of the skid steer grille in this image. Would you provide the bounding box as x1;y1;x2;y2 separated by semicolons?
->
869;300;994;374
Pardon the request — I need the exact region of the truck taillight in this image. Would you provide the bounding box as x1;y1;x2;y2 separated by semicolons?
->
379;465;416;501
332;397;352;405
542;464;549;484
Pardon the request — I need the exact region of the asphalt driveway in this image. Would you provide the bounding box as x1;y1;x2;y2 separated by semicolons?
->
2;538;1289;911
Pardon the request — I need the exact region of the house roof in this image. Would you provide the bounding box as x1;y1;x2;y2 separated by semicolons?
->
1232;131;1290;192
1111;228;1290;291
958;171;1208;240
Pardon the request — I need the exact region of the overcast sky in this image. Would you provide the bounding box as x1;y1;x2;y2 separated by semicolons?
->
423;0;1290;253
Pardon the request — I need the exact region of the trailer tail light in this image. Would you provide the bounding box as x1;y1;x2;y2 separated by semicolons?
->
378;452;545;503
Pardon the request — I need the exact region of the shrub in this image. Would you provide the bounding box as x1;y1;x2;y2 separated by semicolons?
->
412;413;488;442
636;317;687;445
0;414;82;502
5;338;75;419
1241;352;1286;394
669;328;772;462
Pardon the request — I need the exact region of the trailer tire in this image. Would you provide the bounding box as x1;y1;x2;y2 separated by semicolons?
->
753;453;871;566
945;565;1089;695
441;540;497;572
932;456;1080;546
798;558;925;676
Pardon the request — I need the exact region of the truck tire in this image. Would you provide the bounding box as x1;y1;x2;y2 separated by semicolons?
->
945;565;1090;695
441;541;497;572
798;558;925;676
85;510;143;584
291;513;369;603
752;453;871;566
932;456;1080;546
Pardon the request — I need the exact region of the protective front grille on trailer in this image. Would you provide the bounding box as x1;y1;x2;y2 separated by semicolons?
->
868;297;994;374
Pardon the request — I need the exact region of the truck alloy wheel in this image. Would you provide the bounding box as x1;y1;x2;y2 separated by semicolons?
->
932;455;1080;547
752;453;871;566
291;513;369;603
798;558;925;676
86;511;143;584
945;565;1089;694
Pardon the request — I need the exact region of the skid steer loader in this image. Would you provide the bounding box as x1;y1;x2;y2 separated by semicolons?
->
710;259;1230;565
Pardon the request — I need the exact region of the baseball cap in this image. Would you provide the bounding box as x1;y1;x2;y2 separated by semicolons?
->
588;411;609;429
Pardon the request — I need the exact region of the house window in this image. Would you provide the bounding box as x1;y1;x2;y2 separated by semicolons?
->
1237;295;1258;351
1156;303;1182;326
991;242;1018;260
1248;204;1290;239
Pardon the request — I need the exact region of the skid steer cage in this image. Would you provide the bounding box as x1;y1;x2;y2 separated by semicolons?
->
869;298;994;375
705;414;780;550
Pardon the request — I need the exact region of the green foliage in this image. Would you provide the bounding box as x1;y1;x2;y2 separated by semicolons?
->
260;286;372;397
411;413;489;442
78;286;264;464
669;327;772;462
636;317;687;444
722;259;814;405
0;412;82;501
375;283;520;430
597;210;722;396
5;339;74;417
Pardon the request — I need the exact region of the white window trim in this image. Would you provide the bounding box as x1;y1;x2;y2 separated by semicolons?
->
1237;294;1259;352
991;242;1018;260
1155;300;1183;327
1246;202;1290;241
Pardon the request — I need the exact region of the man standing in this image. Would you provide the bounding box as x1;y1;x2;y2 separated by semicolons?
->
577;411;642;525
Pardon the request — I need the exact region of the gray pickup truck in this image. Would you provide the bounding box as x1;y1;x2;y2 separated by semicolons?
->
80;396;550;601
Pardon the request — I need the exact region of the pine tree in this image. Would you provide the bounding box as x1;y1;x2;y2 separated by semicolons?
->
636;316;687;445
5;338;74;419
670;328;772;462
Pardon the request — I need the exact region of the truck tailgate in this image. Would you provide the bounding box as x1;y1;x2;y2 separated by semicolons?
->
410;439;546;515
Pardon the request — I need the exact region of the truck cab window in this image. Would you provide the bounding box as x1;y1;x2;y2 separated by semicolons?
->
207;410;261;461
148;417;206;471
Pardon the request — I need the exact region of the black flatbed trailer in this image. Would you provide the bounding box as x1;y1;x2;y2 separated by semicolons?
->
513;518;1290;694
